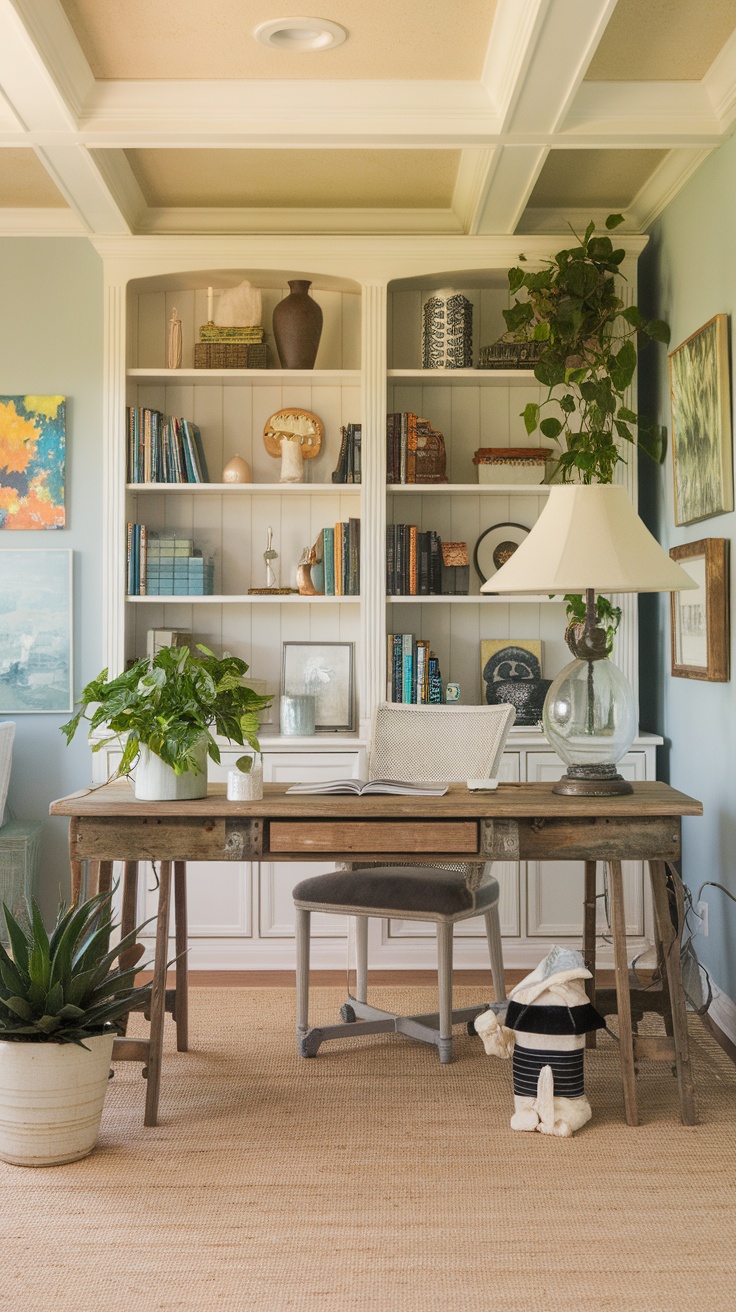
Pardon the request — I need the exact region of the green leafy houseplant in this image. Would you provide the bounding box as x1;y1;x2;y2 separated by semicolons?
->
0;889;150;1045
499;214;670;485
61;644;272;778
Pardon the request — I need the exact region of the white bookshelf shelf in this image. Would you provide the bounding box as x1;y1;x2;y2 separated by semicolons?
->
128;368;360;387
387;483;551;496
126;594;360;604
386;594;559;604
387;368;541;386
127;482;361;495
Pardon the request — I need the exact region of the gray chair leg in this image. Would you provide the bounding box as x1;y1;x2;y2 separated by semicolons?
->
484;906;506;1005
295;906;311;1041
436;920;453;1064
355;915;369;1004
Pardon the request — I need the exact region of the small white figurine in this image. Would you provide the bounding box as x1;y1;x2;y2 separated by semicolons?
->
264;527;279;590
475;946;605;1137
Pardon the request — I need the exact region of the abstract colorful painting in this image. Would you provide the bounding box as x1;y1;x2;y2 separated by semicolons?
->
0;550;72;713
0;395;66;529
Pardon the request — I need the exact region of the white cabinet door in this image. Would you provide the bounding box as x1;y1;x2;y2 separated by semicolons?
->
259;751;362;938
525;751;647;937
389;751;522;941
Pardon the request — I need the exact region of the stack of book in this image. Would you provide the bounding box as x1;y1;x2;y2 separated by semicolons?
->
194;323;267;369
313;520;360;596
386;524;443;595
386;633;443;703
127;407;210;484
331;423;362;483
126;528;214;597
386;412;448;484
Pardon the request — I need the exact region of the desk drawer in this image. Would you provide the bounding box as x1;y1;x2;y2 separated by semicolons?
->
268;820;478;855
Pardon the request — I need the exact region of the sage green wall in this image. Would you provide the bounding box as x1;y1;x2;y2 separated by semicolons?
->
639;131;736;1008
0;238;103;917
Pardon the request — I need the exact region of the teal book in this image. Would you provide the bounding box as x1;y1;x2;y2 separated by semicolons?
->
323;526;335;596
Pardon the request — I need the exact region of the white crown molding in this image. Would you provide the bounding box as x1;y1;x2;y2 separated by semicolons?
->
481;0;550;120
703;24;736;131
564;81;721;142
451;147;496;233
627;147;713;230
0;205;85;234
472;144;549;235
136;206;465;237
78;79;500;145
33;142;135;233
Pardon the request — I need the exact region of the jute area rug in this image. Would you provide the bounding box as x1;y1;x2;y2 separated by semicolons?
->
1;986;735;1312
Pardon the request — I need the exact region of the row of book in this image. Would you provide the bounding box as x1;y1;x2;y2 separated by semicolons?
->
331;423;362;483
313;520;360;596
386;524;469;596
386;412;447;484
127;407;210;484
126;526;214;596
387;634;443;704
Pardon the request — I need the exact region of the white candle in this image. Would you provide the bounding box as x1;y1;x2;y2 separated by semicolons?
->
207;286;213;322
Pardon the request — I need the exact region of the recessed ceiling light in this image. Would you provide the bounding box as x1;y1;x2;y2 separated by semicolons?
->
253;17;348;52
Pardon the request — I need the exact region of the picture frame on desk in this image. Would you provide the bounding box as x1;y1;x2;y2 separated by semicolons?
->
281;641;355;732
669;538;729;682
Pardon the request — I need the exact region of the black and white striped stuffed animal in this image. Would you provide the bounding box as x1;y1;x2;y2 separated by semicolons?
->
475;946;605;1137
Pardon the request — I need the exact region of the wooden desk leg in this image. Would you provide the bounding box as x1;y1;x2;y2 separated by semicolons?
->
144;859;173;1128
607;860;638;1126
97;861;114;896
118;862;140;1038
649;860;696;1125
173;861;189;1052
583;860;598;1049
69;818;84;904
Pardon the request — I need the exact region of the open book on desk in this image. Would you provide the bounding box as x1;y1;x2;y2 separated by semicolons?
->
285;778;449;797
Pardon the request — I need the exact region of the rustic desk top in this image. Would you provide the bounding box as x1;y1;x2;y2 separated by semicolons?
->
50;779;703;821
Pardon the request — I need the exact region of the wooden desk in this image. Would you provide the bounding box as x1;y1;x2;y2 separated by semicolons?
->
50;780;703;1128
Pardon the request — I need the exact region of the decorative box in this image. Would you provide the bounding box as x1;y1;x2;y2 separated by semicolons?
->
473;447;552;485
194;343;268;369
440;541;469;595
478;341;544;370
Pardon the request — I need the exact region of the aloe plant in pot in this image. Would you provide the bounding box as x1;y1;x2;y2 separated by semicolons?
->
0;889;151;1166
61;644;272;800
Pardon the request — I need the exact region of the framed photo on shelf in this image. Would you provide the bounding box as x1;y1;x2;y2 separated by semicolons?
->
669;538;729;682
669;314;733;526
0;549;73;712
282;641;355;732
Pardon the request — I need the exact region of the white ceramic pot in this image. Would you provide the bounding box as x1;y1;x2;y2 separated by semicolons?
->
0;1032;115;1167
134;740;208;800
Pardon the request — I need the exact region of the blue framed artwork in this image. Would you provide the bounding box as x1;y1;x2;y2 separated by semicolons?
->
0;395;66;529
0;550;73;713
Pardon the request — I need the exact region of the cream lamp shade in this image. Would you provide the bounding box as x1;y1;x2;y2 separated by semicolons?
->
480;484;698;595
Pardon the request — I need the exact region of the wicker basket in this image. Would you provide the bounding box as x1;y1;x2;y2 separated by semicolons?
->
473;447;552;485
478;341;544;370
194;343;268;370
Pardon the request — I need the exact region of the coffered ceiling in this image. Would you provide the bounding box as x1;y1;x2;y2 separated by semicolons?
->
0;0;735;239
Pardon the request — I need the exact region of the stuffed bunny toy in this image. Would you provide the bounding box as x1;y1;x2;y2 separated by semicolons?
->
475;946;605;1137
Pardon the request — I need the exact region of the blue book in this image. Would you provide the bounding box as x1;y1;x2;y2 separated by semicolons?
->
401;633;414;704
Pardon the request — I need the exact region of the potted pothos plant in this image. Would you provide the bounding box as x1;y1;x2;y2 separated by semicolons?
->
498;213;670;486
0;889;151;1166
497;214;670;638
61;644;272;800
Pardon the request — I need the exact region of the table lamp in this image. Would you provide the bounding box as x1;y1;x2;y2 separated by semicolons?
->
480;484;697;795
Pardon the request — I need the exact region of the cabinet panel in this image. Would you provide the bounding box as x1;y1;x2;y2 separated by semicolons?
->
139;860;252;939
525;751;647;938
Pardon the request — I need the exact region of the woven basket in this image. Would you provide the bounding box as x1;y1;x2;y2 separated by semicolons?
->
194;343;268;369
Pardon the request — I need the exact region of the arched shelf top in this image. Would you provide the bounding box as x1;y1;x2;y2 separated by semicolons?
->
127;267;362;296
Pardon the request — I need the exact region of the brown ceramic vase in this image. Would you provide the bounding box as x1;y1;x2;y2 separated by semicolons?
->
272;280;323;369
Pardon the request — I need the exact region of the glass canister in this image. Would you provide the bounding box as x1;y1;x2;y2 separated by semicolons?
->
280;694;316;736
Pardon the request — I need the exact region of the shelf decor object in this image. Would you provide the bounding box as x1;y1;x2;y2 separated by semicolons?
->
669;538;730;682
282;641;354;732
421;292;473;369
473;447;552;485
482;484;697;795
669;313;733;526
222;455;252;483
473;522;529;587
272;280;323;369
478;341;543;370
166;307;182;370
263;408;323;483
480;640;551;727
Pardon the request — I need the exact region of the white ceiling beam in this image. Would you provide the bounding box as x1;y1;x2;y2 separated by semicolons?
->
564;82;722;143
472;145;549;234
137;206;464;237
704;25;736;131
451;148;496;232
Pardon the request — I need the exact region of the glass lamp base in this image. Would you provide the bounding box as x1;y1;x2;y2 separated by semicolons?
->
552;763;633;797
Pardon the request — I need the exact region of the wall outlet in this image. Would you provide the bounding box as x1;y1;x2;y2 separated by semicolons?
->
695;900;709;937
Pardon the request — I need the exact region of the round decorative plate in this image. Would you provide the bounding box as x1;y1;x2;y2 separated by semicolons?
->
263;409;323;460
473;521;530;586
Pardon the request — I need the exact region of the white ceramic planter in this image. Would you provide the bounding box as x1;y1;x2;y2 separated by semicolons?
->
0;1032;115;1167
134;740;208;800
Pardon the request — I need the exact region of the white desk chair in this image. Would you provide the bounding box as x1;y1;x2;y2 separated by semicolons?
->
293;702;515;1062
